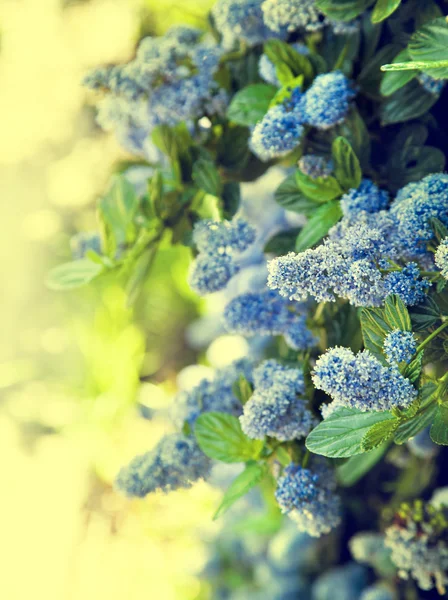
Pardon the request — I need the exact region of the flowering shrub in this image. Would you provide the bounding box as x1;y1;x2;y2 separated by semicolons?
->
48;0;448;597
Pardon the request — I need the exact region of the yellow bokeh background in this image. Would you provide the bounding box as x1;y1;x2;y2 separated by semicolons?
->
0;1;223;599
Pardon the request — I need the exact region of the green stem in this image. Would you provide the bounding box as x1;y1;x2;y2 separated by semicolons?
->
416;319;448;354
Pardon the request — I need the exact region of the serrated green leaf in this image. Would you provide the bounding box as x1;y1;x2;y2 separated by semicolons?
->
195;412;264;463
337;443;388;486
384;294;412;331
409;17;448;79
360;307;391;363
409;296;441;331
227;84;278;127
274;173;318;215
380;49;418;96
46;260;103;291
371;0;401;23
402;351;423;385
430;403;448;445
431;218;448;243
394;382;438;443
213;462;266;520
192;158;222;197
305;407;394;458
361;418;399;452
380;79;439;125
295;200;342;252
296;171;343;202
331;136;362;191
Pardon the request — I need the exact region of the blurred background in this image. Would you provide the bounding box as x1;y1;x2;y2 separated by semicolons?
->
0;1;238;598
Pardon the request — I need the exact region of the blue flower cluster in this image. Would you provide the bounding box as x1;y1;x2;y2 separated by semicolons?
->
417;72;446;96
385;502;448;592
300;71;356;130
71;231;102;259
383;330;417;365
360;584;395;600
389;173;448;259
240;359;316;441
275;461;341;537
298;154;333;179
223;289;317;351
340;179;389;219
261;0;323;33
250;103;305;161
383;262;431;306
115;433;211;498
175;359;253;426
188;218;256;294
250;72;356;161
83;26;226;155
212;0;281;50
312;347;418;414
268;171;446;307
435;237;448;279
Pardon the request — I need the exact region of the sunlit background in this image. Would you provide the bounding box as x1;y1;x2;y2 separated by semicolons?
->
0;1;240;598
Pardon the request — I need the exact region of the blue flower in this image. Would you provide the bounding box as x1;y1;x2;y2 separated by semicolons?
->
435;238;448;279
223;289;316;351
312;346;418;413
341;179;389;219
275;462;341;537
249;104;305;161
70;231;102;259
115;433;211;497
301;71;356;129
383;263;431;306
240;360;315;441
189;218;256;295
390;173;448;258
175;359;253;426
385;501;448;591
383;330;417;365
417;72;445;96
261;0;324;33
298;154;333;179
212;0;282;50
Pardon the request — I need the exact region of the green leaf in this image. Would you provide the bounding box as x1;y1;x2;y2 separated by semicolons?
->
222;182;241;219
232;375;254;405
332;108;371;168
380;79;439;125
402;351;423;385
409;296;441;331
192;158;222;197
264;228;302;255
360;307;391;363
380;49;418;96
430;217;448;243
316;0;375;21
358;44;401;97
409;17;448;79
227;84;278;126
337;444;387;486
361;418;399;452
98;175;140;256
269;76;304;108
383;294;412;331
274;173;320;216
306;407;394;458
195;412;264;463
331;137;362;192
264;40;314;85
430;403;448;445
46;260;103;291
296;171;343;202
371;0;401;23
213;462;266;520
295;200;342;252
394;382;438;444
